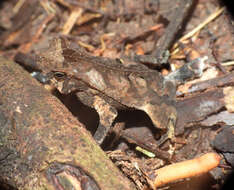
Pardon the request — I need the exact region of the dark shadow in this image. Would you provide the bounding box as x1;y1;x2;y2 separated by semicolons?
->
220;170;234;190
52;90;99;134
220;0;234;18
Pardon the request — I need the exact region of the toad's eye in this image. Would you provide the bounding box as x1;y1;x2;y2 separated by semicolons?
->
53;72;66;81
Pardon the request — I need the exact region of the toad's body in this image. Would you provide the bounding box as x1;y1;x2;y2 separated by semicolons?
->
37;37;177;144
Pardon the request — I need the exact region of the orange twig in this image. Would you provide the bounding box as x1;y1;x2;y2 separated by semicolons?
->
146;152;221;189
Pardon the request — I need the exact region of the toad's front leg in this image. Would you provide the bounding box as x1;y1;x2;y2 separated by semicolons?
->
76;91;117;145
137;95;177;145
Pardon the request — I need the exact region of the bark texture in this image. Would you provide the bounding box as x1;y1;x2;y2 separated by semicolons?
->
0;56;135;190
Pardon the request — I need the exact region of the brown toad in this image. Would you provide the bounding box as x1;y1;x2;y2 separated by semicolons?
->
36;37;177;144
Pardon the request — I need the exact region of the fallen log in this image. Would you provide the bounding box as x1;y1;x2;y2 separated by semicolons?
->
0;56;135;190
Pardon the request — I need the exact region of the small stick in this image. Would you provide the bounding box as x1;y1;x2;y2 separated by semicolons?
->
62;8;83;35
173;7;225;49
13;0;26;13
146;152;221;189
221;61;234;66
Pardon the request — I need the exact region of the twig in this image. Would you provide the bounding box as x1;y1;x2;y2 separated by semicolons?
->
62;8;83;35
146;153;221;189
13;0;26;13
221;61;234;66
174;7;225;49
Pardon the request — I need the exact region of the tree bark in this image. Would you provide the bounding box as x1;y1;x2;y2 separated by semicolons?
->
0;56;135;190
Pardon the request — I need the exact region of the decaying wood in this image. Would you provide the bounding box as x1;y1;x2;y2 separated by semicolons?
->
0;56;135;190
175;86;234;135
174;71;234;135
177;71;234;96
0;0;55;52
153;0;194;62
121;127;171;160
